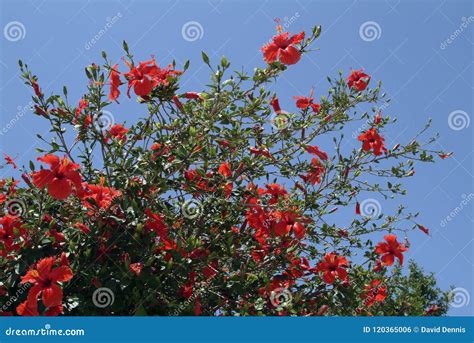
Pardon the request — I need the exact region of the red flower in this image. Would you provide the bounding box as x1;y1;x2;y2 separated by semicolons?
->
107;124;128;142
360;279;387;307
124;58;181;97
305;145;328;161
358;128;387;156
347;69;371;91
218;162;232;178
32;155;82;200
75;98;89;118
19;257;73;313
129;262;143;277
294;89;320;113
16;301;39;316
417;224;430;235
184;92;203;100
375;234;408;266
109;63;122;101
439;152;453;159
144;208;167;238
374;112;382;124
262;31;305;65
271;210;305;238
355;202;361;215
270;97;282;114
173;95;184;111
81;183;121;210
315;253;349;284
301;158;325;185
4;154;17;169
73;222;91;234
31;79;42;98
250;147;273;159
0;215;26;257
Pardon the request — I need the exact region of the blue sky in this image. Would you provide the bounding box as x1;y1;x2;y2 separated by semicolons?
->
0;0;472;315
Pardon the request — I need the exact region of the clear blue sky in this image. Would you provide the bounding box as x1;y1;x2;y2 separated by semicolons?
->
0;0;472;315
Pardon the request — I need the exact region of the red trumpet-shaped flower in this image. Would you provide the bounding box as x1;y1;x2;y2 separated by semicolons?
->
123;57;181;97
109;63;122;101
375;234;408;266
305;145;328;161
218;162;232;178
80;183;121;210
19;257;73;313
294;89;320;113
360;279;387;307
358;128;387;156
32;155;82;200
0;215;26;257
262;30;305;65
106;124;128;143
301;157;325;185
315;253;349;284
347;69;371;91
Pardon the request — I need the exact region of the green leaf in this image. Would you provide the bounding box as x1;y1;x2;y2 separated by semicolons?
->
201;51;210;66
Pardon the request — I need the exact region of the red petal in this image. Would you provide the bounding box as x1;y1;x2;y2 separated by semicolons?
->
262;43;279;64
32;170;54;189
381;253;394;266
322;271;335;284
289;32;305;45
50;266;73;283
47;178;72;200
133;77;154;96
279;46;301;65
37;154;60;167
42;284;63;308
16;300;39;316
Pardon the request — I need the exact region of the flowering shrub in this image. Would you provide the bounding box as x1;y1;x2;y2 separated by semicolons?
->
0;23;451;316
